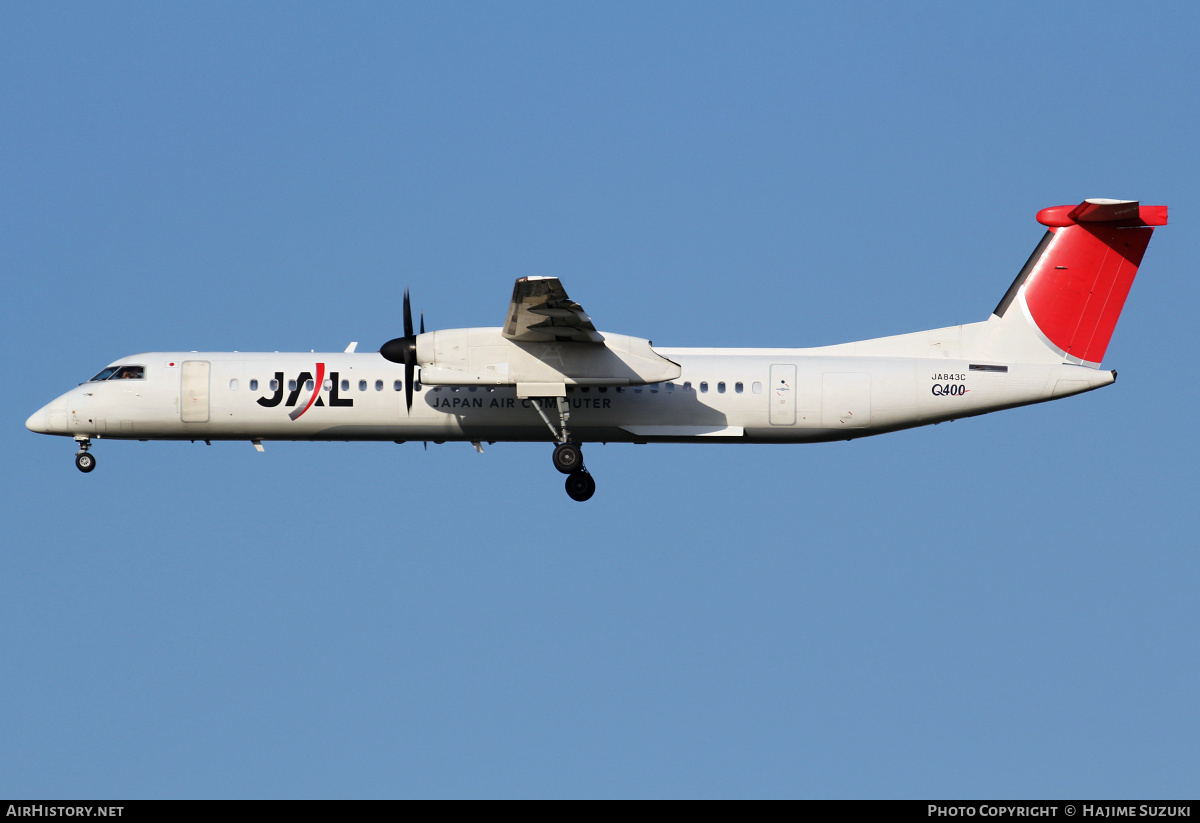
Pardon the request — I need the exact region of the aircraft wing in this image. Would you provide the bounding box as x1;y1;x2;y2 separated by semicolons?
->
502;277;604;344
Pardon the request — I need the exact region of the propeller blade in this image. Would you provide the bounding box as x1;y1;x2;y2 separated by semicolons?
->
403;288;414;339
381;288;423;412
405;361;414;414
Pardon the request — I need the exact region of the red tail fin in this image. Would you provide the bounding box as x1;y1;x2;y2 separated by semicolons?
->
1010;199;1166;366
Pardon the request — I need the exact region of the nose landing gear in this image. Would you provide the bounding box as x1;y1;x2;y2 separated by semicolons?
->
74;437;96;473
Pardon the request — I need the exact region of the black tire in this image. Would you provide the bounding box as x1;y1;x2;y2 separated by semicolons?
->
564;470;596;502
75;452;96;473
552;442;583;474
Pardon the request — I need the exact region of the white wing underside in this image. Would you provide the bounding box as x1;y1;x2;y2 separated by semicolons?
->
502;277;604;344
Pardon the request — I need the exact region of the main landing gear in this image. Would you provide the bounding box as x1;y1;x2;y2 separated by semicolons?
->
552;442;583;474
531;395;597;501
551;440;595;501
74;437;96;473
563;466;596;502
552;442;593;501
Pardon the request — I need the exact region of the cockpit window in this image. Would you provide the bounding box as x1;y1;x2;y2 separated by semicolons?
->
89;365;144;381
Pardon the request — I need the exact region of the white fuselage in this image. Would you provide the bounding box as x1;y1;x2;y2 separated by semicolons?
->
26;324;1115;446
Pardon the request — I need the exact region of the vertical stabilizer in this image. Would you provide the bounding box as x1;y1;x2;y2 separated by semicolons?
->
981;199;1166;367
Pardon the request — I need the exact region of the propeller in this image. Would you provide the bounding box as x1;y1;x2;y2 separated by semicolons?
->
380;289;423;412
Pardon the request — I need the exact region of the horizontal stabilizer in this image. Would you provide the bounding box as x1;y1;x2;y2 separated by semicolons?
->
1037;199;1168;227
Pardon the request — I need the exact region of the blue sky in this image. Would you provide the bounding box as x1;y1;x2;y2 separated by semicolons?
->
3;2;1197;798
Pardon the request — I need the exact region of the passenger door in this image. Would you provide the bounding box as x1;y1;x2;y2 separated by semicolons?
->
180;360;210;423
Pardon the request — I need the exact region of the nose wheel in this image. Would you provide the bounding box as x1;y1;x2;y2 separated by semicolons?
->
74;438;96;473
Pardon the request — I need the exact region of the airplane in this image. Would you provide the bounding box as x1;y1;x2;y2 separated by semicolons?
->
26;198;1167;501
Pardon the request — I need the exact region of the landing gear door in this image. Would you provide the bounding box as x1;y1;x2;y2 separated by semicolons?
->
769;364;796;425
181;360;210;423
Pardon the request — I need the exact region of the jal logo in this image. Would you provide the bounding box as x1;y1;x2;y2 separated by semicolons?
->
257;363;354;420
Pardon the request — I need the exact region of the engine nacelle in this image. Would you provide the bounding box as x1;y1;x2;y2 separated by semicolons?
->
415;328;681;391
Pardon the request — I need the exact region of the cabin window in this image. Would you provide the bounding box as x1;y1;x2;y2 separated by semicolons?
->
340;379;349;391
229;379;239;391
414;381;421;391
359;380;367;391
394;380;402;391
666;383;675;393
323;379;333;391
752;382;762;394
288;380;297;391
581;386;589;393
735;382;743;394
375;380;384;391
270;379;279;392
700;381;709;393
599;386;607;393
683;381;692;392
305;379;314;391
249;379;259;392
717;382;726;394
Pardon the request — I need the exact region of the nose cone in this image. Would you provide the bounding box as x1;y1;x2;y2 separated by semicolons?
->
26;406;50;434
26;391;73;435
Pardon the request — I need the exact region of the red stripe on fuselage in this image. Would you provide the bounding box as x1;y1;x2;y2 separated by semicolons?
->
291;362;326;421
